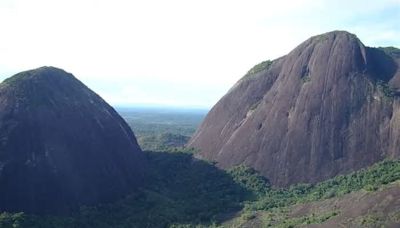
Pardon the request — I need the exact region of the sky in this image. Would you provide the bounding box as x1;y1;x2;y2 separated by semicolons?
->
0;0;399;108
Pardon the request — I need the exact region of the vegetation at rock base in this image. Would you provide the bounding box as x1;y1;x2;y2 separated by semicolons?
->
246;159;400;211
227;165;270;197
1;154;400;227
224;159;400;227
0;150;249;228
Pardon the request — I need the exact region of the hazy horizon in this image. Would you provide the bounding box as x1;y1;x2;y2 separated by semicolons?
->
115;103;210;111
1;0;399;108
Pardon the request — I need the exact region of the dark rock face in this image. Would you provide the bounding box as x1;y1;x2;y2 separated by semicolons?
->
0;67;145;214
189;31;400;187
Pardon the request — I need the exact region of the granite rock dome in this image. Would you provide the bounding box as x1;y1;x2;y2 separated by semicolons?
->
189;31;400;187
0;67;145;214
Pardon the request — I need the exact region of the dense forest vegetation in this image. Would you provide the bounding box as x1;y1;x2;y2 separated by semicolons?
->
1;148;400;227
0;150;248;227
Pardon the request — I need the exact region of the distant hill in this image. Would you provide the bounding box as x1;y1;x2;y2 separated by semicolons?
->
0;67;145;214
189;31;400;187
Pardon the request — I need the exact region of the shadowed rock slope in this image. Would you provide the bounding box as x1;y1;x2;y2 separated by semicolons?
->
189;31;400;187
0;67;145;214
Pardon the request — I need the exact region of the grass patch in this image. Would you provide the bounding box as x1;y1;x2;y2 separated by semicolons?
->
245;60;273;77
249;100;261;112
376;80;395;100
353;214;385;227
301;75;311;84
267;210;339;228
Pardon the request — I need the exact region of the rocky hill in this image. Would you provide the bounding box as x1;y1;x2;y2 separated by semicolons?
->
0;67;145;214
189;31;400;187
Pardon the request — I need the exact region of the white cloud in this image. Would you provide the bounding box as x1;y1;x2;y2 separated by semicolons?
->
0;0;399;108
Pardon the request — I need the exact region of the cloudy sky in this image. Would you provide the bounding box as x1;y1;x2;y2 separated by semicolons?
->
0;0;399;108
